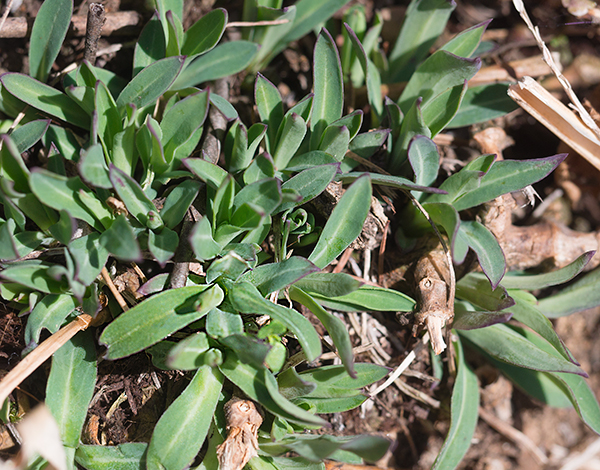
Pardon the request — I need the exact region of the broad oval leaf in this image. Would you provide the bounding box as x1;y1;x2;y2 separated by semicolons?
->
25;293;78;345
116;56;185;109
76;443;148;470
311;285;415;312
100;285;224;359
46;329;96;448
181;9;227;57
147;366;223;470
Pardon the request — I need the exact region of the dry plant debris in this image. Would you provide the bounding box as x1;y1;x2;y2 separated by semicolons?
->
217;398;263;470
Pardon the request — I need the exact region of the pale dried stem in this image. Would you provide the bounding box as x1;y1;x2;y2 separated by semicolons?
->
0;11;142;38
101;267;129;311
0;314;92;406
479;406;548;465
512;0;600;141
0;0;14;37
217;398;263;470
369;333;430;399
227;19;290;28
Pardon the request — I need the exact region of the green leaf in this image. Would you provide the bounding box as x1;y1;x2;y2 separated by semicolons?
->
277;163;340;213
308;174;371;269
390;98;430;173
161;90;209;164
452;304;512;330
507;289;574;363
79;143;111;189
182;8;227;58
278;0;352;46
290;286;355;378
206;308;244;338
24;293;77;344
184;157;230;189
388;0;455;82
297;363;388;397
69;232;109;286
448;83;519;129
1;74;90;128
459;323;587;376
421;83;468;137
459;220;506;289
248;6;297;72
160;179;201;229
233;178;282;215
293;272;361;297
453;154;566;211
439;20;490;57
240;257;319;295
99;214;142;261
109;165;162;229
408;135;440;189
147;366;223;470
341;171;445;194
76;443;148;470
29;169;102;231
455;273;514;312
310;285;415;312
228;281;322;361
255;72;284;152
173;41;259;89
273;113;307;170
499;251;594;290
166;333;220;370
133;13;166;76
165;11;183;57
310;29;344;150
190;217;221;261
398;50;480;113
11;119;51;153
431;336;479;469
29;0;72;82
219;353;327;426
1;134;30;193
148;227;178;266
95;81;122;152
116;56;185;109
318;125;350;161
100;285;224;359
46;329;96;448
538;265;600;318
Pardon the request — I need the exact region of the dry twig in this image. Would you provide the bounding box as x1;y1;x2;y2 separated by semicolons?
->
217;398;263;470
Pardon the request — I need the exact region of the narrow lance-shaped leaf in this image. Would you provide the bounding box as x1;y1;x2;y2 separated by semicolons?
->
76;443;148;470
431;336;479;469
458;220;506;289
255;72;284;152
308;174;371;269
1;74;90;128
29;0;73;83
182;8;227;57
46;329;96;448
310;28;343;150
290;286;356;378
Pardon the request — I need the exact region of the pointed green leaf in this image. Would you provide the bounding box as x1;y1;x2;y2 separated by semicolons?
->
76;443;148;470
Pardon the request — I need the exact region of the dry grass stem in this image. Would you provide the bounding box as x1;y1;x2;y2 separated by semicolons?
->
0;314;92;407
558;437;600;470
479;406;548;465
393;378;440;409
512;0;600;141
508;77;600;171
370;333;430;399
101;267;129;311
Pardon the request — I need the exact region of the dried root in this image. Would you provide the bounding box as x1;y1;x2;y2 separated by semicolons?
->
412;241;454;355
216;398;263;470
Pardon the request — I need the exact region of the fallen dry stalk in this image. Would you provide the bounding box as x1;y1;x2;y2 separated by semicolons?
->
0;11;142;38
217;397;263;470
508;77;600;172
0;314;92;407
